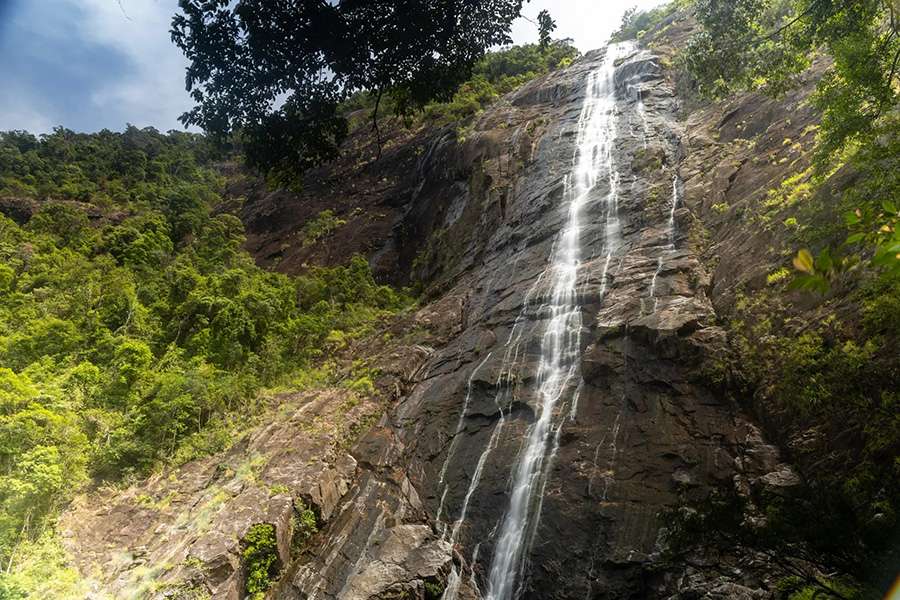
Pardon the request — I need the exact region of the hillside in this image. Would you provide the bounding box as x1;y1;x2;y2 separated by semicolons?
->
1;4;898;600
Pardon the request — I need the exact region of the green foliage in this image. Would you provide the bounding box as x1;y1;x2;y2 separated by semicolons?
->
291;501;318;555
0;578;25;600
242;523;279;599
0;126;222;206
611;3;681;42
706;103;900;595
171;0;531;180
681;0;898;284
788;247;838;293
423;41;578;125
838;114;900;279
681;0;899;159
343;41;579;129
537;10;557;48
0;530;89;599
422;75;500;125
680;0;809;98
424;579;446;600
344;375;376;396
767;266;791;284
705;281;900;595
783;579;864;600
0;129;410;573
786;115;900;287
301;209;346;247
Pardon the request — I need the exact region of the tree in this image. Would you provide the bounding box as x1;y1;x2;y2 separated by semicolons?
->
170;0;530;180
537;9;557;48
682;0;900;280
682;0;900;158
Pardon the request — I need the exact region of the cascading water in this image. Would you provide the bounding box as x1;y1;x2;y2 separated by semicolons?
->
628;76;649;149
666;173;680;247
483;42;631;600
436;352;494;530
646;173;680;313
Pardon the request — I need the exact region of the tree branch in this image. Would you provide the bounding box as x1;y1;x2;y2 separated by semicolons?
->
887;43;900;88
371;87;384;160
762;0;823;41
759;0;852;43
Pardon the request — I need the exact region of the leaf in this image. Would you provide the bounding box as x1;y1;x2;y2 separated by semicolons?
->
883;200;898;215
882;241;900;254
788;273;829;294
844;210;860;225
872;251;898;267
844;232;865;244
814;248;833;272
792;248;815;273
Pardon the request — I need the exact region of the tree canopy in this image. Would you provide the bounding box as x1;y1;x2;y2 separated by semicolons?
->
0;127;410;583
674;0;900;284
171;0;532;179
537;9;557;47
682;0;900;158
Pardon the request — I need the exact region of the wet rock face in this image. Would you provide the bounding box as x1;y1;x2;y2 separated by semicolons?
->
284;44;790;600
418;45;710;598
60;34;801;600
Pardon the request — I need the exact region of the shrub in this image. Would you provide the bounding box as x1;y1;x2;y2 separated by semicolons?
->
242;523;280;599
291;501;318;555
610;4;678;42
301;210;346;247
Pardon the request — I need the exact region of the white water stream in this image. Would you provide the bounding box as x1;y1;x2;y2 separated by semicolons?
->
646;173;680;313
482;42;632;600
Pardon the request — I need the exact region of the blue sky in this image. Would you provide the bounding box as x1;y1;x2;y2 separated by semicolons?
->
0;0;665;134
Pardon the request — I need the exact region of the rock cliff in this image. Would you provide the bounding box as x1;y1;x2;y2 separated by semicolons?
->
62;14;840;600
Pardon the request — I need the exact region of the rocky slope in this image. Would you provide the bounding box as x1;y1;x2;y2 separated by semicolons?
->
60;13;852;600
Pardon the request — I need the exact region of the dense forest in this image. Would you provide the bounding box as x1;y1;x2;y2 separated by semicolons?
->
0;125;413;596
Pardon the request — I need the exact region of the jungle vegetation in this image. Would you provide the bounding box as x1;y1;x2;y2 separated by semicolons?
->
614;2;900;598
0;126;408;595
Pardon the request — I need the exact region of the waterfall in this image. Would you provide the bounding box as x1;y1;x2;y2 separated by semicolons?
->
436;268;549;588
646;173;680;313
483;42;631;600
629;77;649;149
436;352;494;529
441;567;461;600
666;172;679;248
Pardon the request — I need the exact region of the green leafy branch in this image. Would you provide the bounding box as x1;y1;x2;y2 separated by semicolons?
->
790;201;900;291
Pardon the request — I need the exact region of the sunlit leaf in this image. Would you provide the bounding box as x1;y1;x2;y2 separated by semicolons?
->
843;210;860;225
793;248;815;273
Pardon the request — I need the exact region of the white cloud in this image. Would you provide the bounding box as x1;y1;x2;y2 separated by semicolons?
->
511;0;668;51
0;92;54;133
72;0;195;131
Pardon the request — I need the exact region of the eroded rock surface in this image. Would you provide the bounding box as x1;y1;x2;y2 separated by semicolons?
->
62;19;814;600
60;319;443;599
280;42;795;600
